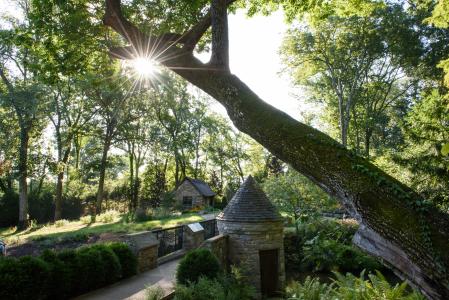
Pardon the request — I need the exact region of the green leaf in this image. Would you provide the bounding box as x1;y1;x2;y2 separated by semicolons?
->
442;142;449;156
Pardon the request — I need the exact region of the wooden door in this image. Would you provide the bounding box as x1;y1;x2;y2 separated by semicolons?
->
259;249;279;297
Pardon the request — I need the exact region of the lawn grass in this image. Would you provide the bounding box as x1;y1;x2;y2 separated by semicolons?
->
0;212;208;246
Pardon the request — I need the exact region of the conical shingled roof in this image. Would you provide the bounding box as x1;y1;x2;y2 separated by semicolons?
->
217;176;282;222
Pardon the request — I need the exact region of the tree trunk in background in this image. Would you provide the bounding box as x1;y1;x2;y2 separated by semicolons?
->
55;147;71;221
175;158;180;187
96;136;111;215
17;126;29;230
365;127;372;158
134;163;139;210
54;172;64;220
128;147;134;211
74;135;81;170
104;1;449;297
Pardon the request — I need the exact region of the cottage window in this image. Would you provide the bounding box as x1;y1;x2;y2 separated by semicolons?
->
182;196;193;209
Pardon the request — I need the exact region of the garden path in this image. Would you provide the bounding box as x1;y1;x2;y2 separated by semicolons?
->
74;257;180;300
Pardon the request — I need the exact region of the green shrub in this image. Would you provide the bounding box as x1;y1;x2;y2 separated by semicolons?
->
80;215;93;224
146;285;165;300
286;276;334;300
332;271;424;300
0;256;51;300
108;242;138;278
0;257;21;299
174;268;255;300
54;219;70;227
175;277;226;300
19;256;51;299
285;271;424;300
29;190;54;224
301;237;381;273
0;243;136;299
0;191;19;227
40;249;72;299
219;266;256;300
96;210;121;223
134;208;152;222
284;218;382;274
176;249;221;284
77;246;107;292
89;244;122;284
56;248;81;295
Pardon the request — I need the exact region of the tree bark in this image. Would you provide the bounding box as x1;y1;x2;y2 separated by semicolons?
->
210;0;229;70
134;160;140;209
173;63;449;300
364;127;372;158
96;135;112;215
129;148;134;211
55;147;71;221
18;125;29;230
103;1;449;298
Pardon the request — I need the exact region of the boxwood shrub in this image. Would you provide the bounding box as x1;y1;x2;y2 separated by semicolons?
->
176;248;221;285
0;256;50;300
0;242;136;299
108;242;138;278
40;249;72;299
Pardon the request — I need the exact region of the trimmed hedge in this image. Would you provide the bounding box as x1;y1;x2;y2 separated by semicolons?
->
176;248;221;285
0;242;137;300
109;242;138;278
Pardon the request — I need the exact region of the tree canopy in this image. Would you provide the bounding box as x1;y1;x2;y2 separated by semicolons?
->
0;0;449;298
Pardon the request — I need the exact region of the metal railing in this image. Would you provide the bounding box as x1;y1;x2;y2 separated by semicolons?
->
152;219;218;258
200;219;218;240
152;225;184;258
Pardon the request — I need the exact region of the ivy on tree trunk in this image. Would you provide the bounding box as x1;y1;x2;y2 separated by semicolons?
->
103;1;449;298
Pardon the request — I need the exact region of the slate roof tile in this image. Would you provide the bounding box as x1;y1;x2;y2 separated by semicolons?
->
217;175;282;222
184;177;216;197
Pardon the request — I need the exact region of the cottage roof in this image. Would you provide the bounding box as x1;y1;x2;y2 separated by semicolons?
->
217;176;282;222
182;177;216;197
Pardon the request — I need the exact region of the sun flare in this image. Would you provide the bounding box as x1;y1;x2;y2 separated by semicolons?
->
131;57;157;77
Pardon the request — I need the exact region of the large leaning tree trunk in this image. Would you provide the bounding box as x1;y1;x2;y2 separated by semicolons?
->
103;0;449;298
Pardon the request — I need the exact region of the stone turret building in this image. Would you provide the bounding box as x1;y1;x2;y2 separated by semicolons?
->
217;176;285;298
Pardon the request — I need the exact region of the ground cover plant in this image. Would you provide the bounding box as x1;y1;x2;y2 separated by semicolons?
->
284;217;383;275
286;271;424;300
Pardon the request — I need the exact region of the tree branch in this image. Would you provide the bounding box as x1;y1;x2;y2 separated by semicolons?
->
210;0;230;71
104;0;178;57
0;66;14;94
182;12;212;52
104;2;449;298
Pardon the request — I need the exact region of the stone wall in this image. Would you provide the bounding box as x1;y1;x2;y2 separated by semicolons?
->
201;234;229;270
183;223;205;250
217;220;285;298
174;181;205;209
125;231;159;273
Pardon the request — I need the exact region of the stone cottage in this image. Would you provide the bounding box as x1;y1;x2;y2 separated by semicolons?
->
217;176;285;298
174;177;216;210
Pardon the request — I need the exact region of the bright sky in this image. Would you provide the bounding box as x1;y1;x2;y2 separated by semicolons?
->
197;10;305;120
228;10;303;118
